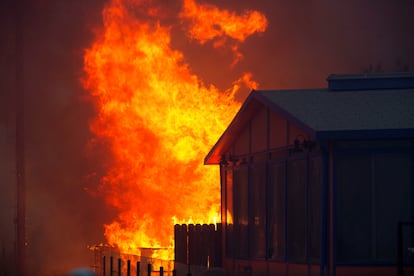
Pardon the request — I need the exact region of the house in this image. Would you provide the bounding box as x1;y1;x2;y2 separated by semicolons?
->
204;73;414;276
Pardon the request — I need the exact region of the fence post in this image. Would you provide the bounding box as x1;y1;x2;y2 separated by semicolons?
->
103;256;106;276
136;261;140;276
118;258;122;276
110;256;113;276
175;224;187;263
187;224;192;275
147;263;151;276
127;260;131;276
159;266;163;276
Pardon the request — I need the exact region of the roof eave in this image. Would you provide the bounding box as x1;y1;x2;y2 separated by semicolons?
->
316;128;414;140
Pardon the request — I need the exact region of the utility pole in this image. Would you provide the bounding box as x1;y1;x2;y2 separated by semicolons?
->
15;0;26;275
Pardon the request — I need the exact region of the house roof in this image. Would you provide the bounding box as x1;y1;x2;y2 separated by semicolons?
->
205;74;414;165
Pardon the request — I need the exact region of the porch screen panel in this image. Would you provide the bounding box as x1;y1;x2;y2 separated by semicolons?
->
234;166;249;258
269;162;286;259
336;140;414;263
250;164;266;258
309;156;322;260
287;158;307;261
225;169;234;257
375;152;413;262
336;153;372;262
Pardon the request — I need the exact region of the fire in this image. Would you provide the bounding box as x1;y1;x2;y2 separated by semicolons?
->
83;0;267;259
180;0;268;65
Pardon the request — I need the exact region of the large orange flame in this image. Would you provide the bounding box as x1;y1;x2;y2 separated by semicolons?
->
180;0;268;65
83;0;266;258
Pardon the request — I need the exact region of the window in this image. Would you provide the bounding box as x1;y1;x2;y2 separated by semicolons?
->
269;162;286;259
336;152;373;262
309;156;322;260
250;165;266;258
287;158;307;261
225;169;234;225
225;169;234;257
375;153;412;262
234;166;249;258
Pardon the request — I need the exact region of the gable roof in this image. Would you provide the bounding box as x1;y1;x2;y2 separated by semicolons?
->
205;74;414;165
256;88;414;132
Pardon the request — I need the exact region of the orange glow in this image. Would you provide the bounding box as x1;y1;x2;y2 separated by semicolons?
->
83;0;266;259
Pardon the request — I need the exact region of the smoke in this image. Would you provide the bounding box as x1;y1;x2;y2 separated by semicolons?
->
176;0;414;95
21;1;115;273
239;0;414;91
0;0;413;274
1;0;111;274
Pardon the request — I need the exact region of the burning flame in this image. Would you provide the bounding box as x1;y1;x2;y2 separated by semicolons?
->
83;0;267;258
180;0;268;65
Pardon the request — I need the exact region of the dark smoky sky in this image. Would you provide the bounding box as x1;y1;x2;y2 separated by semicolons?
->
1;0;109;274
175;0;414;95
0;0;413;274
19;1;111;272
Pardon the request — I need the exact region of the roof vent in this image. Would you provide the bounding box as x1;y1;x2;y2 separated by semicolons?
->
327;72;414;91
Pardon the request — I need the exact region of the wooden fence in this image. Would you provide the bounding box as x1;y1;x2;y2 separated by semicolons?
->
174;223;222;270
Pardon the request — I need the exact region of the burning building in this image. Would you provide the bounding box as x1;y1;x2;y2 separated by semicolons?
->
205;72;414;275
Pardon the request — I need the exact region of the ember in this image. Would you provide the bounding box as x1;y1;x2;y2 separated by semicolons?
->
83;0;266;259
